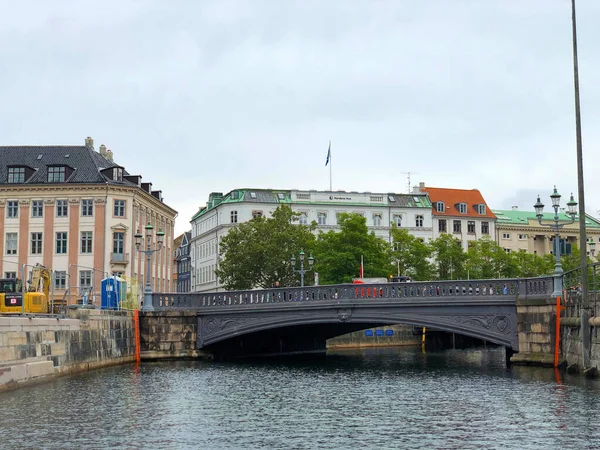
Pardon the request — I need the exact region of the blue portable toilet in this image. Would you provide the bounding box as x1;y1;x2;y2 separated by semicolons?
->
101;276;126;310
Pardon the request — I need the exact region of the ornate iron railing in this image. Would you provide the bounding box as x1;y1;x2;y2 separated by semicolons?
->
151;277;553;310
563;262;600;319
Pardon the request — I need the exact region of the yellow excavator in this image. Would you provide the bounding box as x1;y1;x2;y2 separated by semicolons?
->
0;265;51;314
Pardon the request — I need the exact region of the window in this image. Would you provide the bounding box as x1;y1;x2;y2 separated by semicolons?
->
438;219;447;233
113;200;126;217
250;192;257;199
48;166;66;182
453;220;462;233
82;199;93;216
56;199;68;217
392;214;402;227
113;232;124;255
335;212;345;224
467;221;475;233
518;234;528;240
230;210;238;223
436;202;445;213
7;201;18;218
54;271;66;289
112;167;123;181
252;210;263;219
32;200;43;218
458;203;467;214
79;270;92;289
5;272;16;279
477;204;486;215
31;232;42;254
415;215;424;227
81;231;93;253
5;233;17;255
502;233;511;239
8;167;25;183
55;232;68;254
373;214;382;226
317;212;327;225
277;193;285;200
504;248;511;254
388;195;396;202
481;222;489;235
298;212;308;225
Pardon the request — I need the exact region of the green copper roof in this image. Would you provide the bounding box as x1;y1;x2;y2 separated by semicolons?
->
493;209;600;229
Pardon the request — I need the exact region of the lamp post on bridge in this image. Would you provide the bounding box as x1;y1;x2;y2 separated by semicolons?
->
134;222;165;312
290;250;314;287
533;186;578;297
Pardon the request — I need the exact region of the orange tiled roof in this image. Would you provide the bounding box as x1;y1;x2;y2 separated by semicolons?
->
422;187;497;219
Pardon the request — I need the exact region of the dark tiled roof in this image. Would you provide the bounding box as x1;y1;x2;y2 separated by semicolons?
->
0;145;135;186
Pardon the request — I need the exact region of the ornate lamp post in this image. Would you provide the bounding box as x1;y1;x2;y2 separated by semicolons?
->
134;222;165;311
290;250;314;287
534;186;578;297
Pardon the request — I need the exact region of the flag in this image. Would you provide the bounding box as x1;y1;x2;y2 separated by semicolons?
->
325;142;331;166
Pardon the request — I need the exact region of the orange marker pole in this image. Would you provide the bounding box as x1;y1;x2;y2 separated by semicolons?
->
554;295;561;368
134;309;141;364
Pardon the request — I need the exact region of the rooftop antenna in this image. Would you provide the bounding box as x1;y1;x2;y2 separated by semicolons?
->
401;172;418;194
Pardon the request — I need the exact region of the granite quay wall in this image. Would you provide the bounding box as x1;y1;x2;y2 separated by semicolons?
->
0;310;136;392
327;325;419;349
140;311;209;360
510;296;556;366
560;315;600;374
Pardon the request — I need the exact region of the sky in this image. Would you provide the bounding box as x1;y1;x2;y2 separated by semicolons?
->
1;1;599;236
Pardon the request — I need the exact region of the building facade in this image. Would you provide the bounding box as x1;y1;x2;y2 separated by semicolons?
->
190;188;433;292
0;137;177;305
175;231;191;292
418;182;497;251
493;207;600;259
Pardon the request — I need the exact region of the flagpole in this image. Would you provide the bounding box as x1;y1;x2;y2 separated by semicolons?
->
329;140;332;191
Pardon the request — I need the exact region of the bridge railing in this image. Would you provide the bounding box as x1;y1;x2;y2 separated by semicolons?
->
150;276;553;310
563;262;600;319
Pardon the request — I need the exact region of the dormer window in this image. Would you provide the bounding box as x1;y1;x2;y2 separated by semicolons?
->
458;203;467;214
436;201;445;213
277;193;285;200
476;204;486;215
112;167;123;181
48;166;66;182
7;167;25;183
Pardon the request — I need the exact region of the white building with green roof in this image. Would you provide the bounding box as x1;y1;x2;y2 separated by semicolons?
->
493;207;600;258
190;188;433;292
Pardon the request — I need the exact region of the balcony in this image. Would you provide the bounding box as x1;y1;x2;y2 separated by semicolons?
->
110;252;130;264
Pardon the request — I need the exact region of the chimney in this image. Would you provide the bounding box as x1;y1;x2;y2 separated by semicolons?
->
419;182;425;191
99;144;107;157
85;136;94;149
106;149;113;161
511;206;518;211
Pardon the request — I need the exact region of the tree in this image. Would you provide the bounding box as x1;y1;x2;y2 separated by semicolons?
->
214;205;316;290
509;250;554;278
389;226;434;281
430;234;467;280
314;213;391;284
466;236;518;279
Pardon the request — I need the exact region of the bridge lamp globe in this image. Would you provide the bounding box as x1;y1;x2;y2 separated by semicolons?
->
534;196;545;220
567;193;578;218
299;250;305;262
290;255;296;266
156;229;165;248
134;231;143;250
145;222;154;239
550;185;562;214
308;254;314;268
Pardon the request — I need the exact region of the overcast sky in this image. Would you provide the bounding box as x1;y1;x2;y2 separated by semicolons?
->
2;1;599;236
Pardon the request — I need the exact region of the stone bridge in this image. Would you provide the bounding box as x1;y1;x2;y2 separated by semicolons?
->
146;277;554;359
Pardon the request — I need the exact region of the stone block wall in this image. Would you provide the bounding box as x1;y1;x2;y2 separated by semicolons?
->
141;311;203;359
327;325;419;349
0;310;136;392
511;297;557;366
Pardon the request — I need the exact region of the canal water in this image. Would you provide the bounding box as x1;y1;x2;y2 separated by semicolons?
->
2;347;600;449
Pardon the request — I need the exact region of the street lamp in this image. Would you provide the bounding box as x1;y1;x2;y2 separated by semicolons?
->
533;186;578;297
134;222;165;311
290;250;314;287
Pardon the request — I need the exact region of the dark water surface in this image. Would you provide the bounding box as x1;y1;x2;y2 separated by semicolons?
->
2;347;600;449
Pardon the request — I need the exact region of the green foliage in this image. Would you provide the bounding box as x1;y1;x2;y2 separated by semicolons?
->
314;213;391;284
214;205;316;290
466;236;517;279
430;234;467;280
389;226;435;281
510;250;554;278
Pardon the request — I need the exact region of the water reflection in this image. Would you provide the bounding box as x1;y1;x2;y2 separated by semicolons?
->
2;347;600;449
